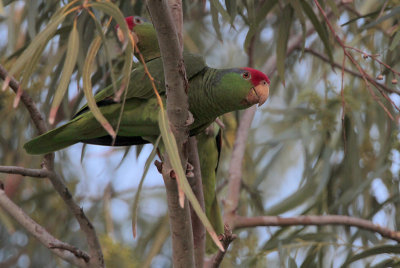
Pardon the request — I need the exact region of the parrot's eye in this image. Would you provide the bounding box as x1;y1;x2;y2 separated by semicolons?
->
134;17;143;24
242;72;251;80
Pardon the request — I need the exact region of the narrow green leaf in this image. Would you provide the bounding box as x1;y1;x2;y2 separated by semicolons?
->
8;12;68;77
389;29;400;51
19;40;48;92
362;6;400;30
347;245;400;264
340;8;383;26
255;0;279;25
88;15;118;97
132;136;161;238
210;0;223;41
82;36;116;138
157;110;224;251
289;0;306;54
49;21;79;124
300;0;333;63
326;0;339;17
244;0;279;51
210;0;231;23
225;0;237;22
276;4;294;85
243;24;257;53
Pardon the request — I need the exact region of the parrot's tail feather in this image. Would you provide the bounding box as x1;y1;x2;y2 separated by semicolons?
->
23;123;80;155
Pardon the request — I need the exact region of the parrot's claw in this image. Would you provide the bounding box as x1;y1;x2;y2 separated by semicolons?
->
185;111;194;126
186;162;194;171
186;171;195;178
215;118;225;129
154;160;163;174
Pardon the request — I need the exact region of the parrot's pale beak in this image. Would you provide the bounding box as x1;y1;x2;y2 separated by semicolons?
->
255;83;269;106
245;83;269;107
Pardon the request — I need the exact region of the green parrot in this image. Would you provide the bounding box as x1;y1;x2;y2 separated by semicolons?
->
118;17;228;252
23;17;270;254
24;60;270;153
118;16;227;253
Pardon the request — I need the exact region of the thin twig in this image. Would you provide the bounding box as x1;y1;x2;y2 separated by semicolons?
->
49;243;90;263
304;48;400;94
209;224;237;268
0;166;50;178
223;109;255;228
234;215;400;243
0;184;89;267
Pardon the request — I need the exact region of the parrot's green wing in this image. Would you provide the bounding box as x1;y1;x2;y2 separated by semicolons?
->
75;52;205;116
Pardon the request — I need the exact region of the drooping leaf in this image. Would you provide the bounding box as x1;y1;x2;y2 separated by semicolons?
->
210;0;223;41
361;6;400;30
132;136;160;238
389;28;400;51
300;0;333;63
210;0;231;24
289;0;306;54
8;10;69;77
244;0;278;51
82;35;116;138
346;245;400;264
49;20;79;124
276;4;294;85
225;0;237;23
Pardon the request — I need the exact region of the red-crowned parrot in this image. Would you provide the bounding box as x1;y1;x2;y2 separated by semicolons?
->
119;16;227;253
23;63;270;153
119;16;228;253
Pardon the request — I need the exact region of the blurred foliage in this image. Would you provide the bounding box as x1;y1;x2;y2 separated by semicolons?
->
0;0;400;267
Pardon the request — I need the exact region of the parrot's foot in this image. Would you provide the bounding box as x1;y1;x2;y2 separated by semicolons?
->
185;111;194;126
153;160;194;178
154;160;163;173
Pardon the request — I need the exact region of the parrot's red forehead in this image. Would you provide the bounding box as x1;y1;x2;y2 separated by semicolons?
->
242;67;270;86
124;16;135;30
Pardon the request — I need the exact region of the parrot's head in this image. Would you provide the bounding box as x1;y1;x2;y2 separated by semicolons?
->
241;67;270;107
214;68;270;112
116;16;160;61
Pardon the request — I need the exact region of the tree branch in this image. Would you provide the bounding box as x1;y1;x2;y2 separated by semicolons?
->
0;64;104;267
234;215;400;243
209;224;237;268
223;109;255;229
147;0;195;267
224;16;319;230
0;183;89;267
0;165;50;178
